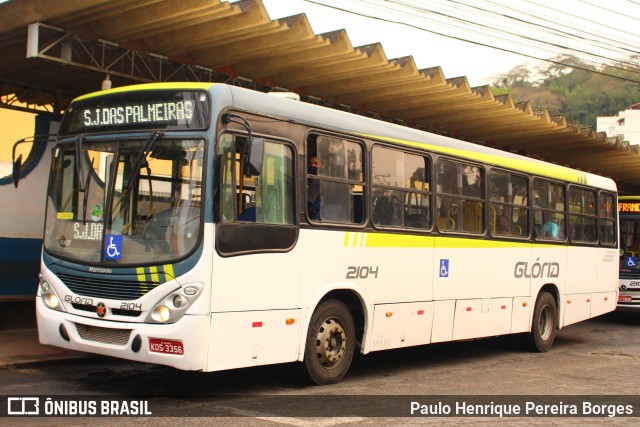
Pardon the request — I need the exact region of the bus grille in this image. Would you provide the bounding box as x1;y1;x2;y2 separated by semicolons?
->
620;270;640;280
71;303;141;317
75;323;132;346
58;273;158;301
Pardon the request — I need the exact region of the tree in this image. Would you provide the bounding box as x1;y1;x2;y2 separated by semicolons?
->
492;55;640;128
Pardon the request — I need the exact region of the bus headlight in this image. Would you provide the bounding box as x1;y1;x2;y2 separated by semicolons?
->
172;294;184;308
40;279;65;312
147;284;203;324
154;306;171;322
46;293;60;308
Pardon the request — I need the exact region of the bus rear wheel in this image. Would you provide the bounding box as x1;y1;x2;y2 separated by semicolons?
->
526;291;557;352
304;299;355;385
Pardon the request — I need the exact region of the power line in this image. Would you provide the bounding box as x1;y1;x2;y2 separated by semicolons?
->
384;0;640;70
523;0;640;50
350;0;638;64
576;0;640;22
480;0;640;58
301;0;640;84
385;0;640;74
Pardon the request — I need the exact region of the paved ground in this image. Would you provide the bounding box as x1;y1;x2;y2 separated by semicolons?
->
0;327;89;368
0;300;89;369
1;312;638;425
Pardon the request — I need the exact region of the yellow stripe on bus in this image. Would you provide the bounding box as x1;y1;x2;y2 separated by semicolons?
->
434;237;533;249
136;267;148;294
74;82;215;102
149;266;159;283
345;231;557;249
163;264;175;282
136;267;146;282
365;232;434;248
357;133;588;185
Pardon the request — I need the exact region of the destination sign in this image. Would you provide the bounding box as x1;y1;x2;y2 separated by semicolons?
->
619;202;640;213
59;90;210;135
82;100;194;127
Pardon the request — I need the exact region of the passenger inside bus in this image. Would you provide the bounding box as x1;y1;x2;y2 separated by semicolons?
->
237;205;256;221
496;214;509;234
308;154;321;220
542;213;559;239
307;136;363;224
437;205;454;231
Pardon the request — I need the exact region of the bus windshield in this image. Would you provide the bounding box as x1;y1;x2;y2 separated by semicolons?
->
43;136;204;265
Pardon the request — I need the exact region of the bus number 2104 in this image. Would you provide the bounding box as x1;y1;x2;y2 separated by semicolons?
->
346;266;379;280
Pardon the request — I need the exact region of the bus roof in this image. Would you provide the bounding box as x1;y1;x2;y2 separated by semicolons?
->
224;84;617;192
68;82;617;192
72;82;215;102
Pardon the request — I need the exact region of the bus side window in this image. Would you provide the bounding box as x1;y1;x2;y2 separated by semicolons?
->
436;159;483;234
568;186;597;243
218;134;236;222
598;192;616;246
307;134;364;225
372;145;430;229
218;133;294;225
488;170;529;238
533;179;565;241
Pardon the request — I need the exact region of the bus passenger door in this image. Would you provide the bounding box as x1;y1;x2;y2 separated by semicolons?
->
208;133;301;371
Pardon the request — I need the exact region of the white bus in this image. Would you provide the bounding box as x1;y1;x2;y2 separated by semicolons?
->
32;82;618;384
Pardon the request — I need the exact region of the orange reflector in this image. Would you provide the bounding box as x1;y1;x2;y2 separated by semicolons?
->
523;302;528;307
466;307;472;312
386;312;393;317
286;318;295;325
567;300;572;304
605;297;608;301
252;321;262;328
417;310;424;315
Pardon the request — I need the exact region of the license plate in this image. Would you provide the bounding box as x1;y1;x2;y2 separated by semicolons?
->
149;338;184;355
618;295;632;303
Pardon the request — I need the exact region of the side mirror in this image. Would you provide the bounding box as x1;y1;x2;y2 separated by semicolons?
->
243;137;264;177
12;154;22;188
10;134;58;188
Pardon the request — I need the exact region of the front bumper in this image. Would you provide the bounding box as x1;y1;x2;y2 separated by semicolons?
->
36;296;209;371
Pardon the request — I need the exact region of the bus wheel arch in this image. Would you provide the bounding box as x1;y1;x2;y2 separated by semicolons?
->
302;290;365;385
526;285;559;352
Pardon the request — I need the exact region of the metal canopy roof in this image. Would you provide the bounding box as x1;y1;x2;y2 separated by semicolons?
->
1;0;639;192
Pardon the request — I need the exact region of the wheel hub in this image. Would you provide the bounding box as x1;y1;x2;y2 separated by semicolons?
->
315;318;347;367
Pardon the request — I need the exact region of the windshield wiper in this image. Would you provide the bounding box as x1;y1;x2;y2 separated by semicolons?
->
81;157;95;224
75;135;87;192
73;134;94;224
124;131;163;190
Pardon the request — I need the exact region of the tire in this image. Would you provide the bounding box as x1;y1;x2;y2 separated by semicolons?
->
525;292;557;352
303;299;356;385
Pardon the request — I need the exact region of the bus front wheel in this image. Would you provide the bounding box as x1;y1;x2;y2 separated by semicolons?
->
526;291;557;352
303;299;355;385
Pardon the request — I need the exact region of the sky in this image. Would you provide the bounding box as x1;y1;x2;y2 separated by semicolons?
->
256;0;640;87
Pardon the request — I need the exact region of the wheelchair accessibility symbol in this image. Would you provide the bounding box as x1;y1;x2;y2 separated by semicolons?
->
105;234;123;260
626;256;637;268
439;259;449;278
